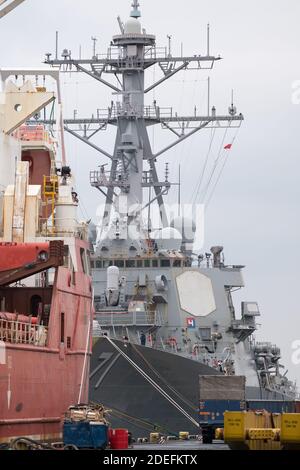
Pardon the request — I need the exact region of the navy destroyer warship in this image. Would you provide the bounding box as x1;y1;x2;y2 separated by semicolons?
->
44;1;296;436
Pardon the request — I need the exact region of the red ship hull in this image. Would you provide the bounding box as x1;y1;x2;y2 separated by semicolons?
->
0;240;93;443
0;345;89;443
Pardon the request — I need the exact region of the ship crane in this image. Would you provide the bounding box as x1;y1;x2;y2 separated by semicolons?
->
0;0;25;19
0;241;64;287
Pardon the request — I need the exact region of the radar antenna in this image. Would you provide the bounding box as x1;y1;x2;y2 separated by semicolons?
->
130;0;141;19
40;2;244;229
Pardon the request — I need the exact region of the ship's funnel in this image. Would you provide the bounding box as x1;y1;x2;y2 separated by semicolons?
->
211;246;224;268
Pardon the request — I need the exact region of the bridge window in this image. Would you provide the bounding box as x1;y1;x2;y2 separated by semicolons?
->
114;260;125;268
80;248;88;274
137;260;143;268
160;259;171;268
63;245;69;268
103;260;113;268
71;268;76;285
144;260;151;268
86;251;91;275
30;295;42;318
126;260;135;268
152;260;158;268
173;260;182;267
60;313;65;343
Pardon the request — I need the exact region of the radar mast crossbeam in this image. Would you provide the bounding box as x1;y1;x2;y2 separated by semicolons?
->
64;127;113;160
160;122;181;138
152;121;213;160
144;62;189;94
32;114;243;130
75;63;122;93
45;56;221;73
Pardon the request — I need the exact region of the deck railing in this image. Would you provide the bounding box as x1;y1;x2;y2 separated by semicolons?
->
0;320;47;347
14;125;55;145
39;218;88;240
95;310;162;327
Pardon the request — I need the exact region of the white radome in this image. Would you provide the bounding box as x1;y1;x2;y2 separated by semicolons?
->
170;216;196;241
107;266;120;290
124;18;142;35
152;227;182;252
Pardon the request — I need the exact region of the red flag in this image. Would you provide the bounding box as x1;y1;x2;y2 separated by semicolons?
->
224;144;232;150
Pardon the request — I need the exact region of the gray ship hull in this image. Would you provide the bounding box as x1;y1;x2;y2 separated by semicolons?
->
89;338;289;437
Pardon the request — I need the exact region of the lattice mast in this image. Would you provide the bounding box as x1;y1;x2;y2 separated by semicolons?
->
44;1;243;227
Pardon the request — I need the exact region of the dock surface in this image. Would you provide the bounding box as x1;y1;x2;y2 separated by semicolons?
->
132;440;229;450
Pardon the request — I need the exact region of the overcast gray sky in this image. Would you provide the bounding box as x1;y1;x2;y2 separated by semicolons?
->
1;0;300;385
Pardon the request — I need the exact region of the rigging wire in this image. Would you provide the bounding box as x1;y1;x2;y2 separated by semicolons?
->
89;400;161;431
170;73;206;206
99;404;175;435
204;129;240;209
152;63;156;151
78;298;92;404
131;343;197;411
177;74;200;176
204;150;229;208
79;197;91;220
199;122;232;203
172;72;187;170
105;337;200;428
191;126;216;204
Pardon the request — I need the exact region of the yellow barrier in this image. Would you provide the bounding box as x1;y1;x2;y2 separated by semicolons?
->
179;432;189;440
281;414;300;450
223;411;300;450
149;433;160;444
247;428;280;440
215;428;224;440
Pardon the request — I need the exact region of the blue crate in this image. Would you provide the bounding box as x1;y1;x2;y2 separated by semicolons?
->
63;421;109;449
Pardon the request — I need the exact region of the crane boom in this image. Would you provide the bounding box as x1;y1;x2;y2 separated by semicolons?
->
0;0;25;19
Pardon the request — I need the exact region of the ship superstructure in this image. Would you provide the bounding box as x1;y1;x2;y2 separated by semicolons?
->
42;1;296;435
0;66;93;443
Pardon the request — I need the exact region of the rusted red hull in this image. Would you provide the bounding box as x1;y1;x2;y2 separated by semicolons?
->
0;345;90;443
0;124;93;443
0;239;93;443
